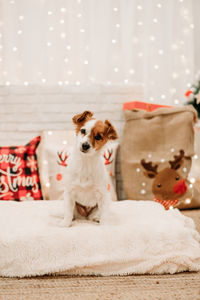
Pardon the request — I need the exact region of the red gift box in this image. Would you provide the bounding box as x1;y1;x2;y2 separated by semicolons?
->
123;101;171;112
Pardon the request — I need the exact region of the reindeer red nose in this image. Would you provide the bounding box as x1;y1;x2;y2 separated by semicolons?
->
173;179;187;195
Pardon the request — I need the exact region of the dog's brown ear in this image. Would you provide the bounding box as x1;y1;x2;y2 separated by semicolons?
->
104;120;118;140
72;111;93;125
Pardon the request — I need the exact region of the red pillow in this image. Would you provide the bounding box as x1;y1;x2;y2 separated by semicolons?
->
0;136;43;201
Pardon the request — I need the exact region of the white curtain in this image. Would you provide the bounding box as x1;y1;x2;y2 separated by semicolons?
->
0;0;198;105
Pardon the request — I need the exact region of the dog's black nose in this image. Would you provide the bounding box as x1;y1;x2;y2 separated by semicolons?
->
82;142;90;151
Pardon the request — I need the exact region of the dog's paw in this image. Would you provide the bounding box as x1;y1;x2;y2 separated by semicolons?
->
92;217;100;223
59;219;72;227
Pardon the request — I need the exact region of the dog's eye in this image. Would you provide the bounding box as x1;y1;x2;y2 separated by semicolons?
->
175;176;180;181
157;183;162;188
95;133;102;141
81;128;86;135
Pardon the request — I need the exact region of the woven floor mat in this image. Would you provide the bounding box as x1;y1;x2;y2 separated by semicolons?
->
0;209;200;300
0;272;200;300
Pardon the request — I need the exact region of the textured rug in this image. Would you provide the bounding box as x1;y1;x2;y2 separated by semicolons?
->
0;272;199;300
0;209;199;300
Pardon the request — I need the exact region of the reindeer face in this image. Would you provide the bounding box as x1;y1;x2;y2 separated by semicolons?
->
152;168;187;200
141;150;188;201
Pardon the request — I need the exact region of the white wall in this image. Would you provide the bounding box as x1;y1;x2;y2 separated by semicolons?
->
194;0;200;75
0;84;143;200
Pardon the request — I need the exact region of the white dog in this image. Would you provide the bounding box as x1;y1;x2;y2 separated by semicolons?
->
60;110;118;227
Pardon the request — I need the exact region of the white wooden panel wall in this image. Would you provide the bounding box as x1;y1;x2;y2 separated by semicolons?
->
0;85;143;200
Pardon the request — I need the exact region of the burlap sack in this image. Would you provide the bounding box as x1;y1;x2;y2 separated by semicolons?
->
121;105;200;209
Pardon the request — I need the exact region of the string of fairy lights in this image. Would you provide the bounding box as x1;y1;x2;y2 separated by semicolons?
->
0;0;196;105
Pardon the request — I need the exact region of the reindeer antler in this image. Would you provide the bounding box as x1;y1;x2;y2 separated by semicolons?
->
57;150;68;167
104;149;113;165
169;150;184;170
141;159;158;177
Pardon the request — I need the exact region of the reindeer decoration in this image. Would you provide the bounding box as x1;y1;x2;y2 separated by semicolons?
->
103;149;113;165
140;150;188;210
57;150;68;167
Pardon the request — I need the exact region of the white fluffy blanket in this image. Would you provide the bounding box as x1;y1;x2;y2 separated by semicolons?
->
0;200;200;277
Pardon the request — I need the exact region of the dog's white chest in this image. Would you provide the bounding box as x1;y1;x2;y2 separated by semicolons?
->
70;185;102;207
68;163;104;206
65;149;108;207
